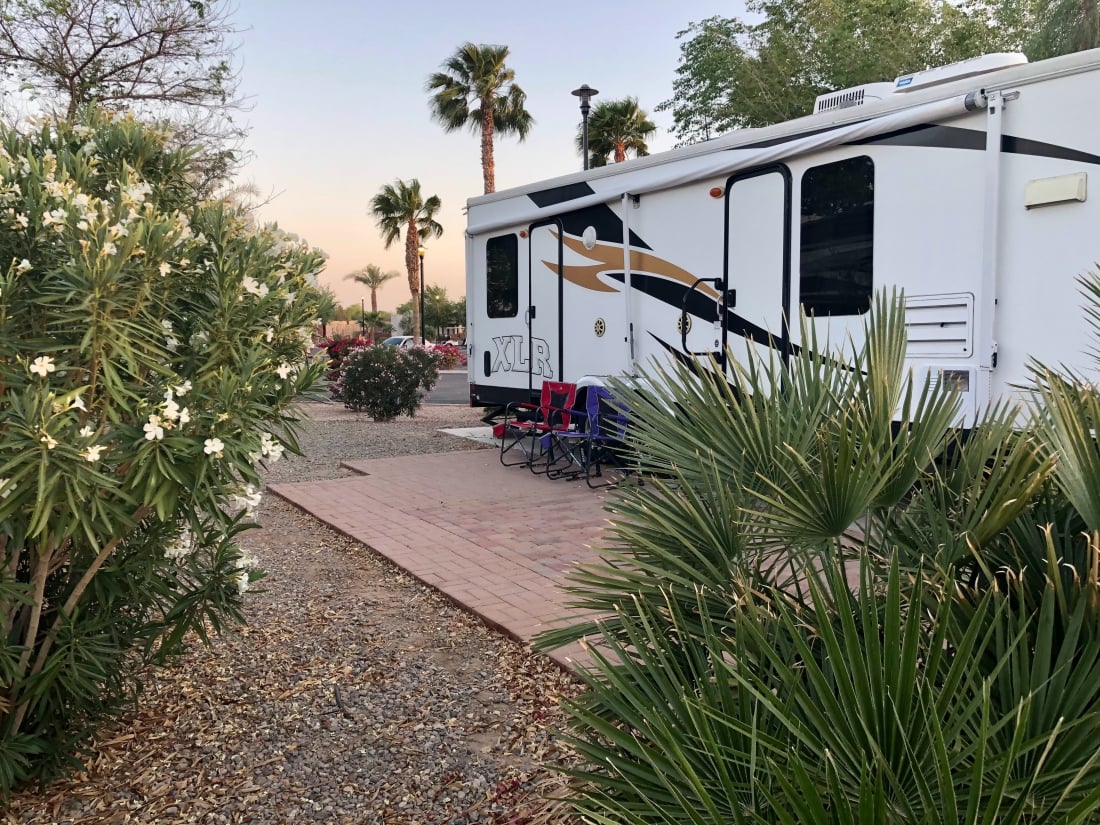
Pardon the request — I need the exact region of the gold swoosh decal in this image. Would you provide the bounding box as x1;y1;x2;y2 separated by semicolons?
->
543;231;719;299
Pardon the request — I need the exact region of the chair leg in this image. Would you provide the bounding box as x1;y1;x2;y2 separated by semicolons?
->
500;427;539;467
546;435;588;480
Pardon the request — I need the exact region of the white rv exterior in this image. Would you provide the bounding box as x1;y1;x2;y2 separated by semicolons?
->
464;49;1100;425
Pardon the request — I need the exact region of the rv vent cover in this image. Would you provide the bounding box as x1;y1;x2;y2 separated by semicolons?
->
813;82;896;115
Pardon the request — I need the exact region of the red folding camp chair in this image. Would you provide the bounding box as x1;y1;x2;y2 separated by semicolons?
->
495;381;578;472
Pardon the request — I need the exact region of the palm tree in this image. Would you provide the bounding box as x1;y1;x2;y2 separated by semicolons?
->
579;97;657;168
345;263;399;314
426;42;534;194
314;285;338;339
369;179;443;342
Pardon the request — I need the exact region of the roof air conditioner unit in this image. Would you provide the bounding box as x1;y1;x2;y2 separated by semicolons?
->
893;52;1028;92
813;82;896;115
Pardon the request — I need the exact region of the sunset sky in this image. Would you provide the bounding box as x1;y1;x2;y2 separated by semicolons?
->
231;0;741;312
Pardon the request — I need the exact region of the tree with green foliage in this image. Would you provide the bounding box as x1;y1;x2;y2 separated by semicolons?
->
659;1;1043;141
0;111;324;790
1029;0;1100;58
578;97;657;167
426;42;534;194
344;263;398;315
314;286;338;339
0;0;244;193
369;179;442;347
538;285;1100;821
396;286;463;340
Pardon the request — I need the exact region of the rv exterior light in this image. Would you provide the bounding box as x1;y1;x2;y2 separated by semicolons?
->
572;84;599;171
709;187;724;198
582;226;598;249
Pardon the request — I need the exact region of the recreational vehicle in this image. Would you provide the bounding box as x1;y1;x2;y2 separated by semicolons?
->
465;48;1100;426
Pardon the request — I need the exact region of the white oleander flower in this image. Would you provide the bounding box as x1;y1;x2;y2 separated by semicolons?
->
178;407;191;426
203;437;224;456
173;380;192;396
82;444;105;462
159;262;170;276
143;415;164;441
275;362;292;380
264;327;274;343
79;425;94;438
242;276;269;298
15;258;31;273
40;432;57;449
29;356;56;377
69;395;86;411
162;394;181;421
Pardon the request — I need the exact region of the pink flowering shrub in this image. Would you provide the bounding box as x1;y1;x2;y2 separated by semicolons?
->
339;345;440;420
433;343;468;370
0;111;326;789
319;335;370;399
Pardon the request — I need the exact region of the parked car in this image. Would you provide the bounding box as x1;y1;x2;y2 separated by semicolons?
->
382;336;433;350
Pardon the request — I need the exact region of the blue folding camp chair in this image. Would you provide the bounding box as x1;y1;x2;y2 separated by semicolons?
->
545;385;630;487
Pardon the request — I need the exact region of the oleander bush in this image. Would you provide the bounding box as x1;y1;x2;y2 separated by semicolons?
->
539;286;1100;823
0;110;326;791
432;343;467;370
319;335;370;399
338;344;440;420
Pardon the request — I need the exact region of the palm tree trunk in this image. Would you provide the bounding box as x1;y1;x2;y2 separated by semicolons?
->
405;220;421;341
481;102;495;194
370;289;379;314
614;141;627;164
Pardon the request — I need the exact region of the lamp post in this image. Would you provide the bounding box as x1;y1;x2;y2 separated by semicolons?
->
360;296;366;337
417;246;426;344
571;83;599;171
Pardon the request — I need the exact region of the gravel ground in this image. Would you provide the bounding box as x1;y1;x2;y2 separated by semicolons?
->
3;403;580;824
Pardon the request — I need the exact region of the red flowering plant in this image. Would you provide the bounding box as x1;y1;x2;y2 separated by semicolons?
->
433;343;468;370
318;336;370;399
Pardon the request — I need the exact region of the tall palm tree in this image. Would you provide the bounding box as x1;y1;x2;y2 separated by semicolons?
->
369;179;443;342
426;42;534;194
579;97;657;168
344;263;399;314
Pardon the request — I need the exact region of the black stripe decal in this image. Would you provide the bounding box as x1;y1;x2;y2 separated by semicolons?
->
853;123;1100;165
607;272;796;356
528;181;595;208
557;204;651;250
1002;134;1100;165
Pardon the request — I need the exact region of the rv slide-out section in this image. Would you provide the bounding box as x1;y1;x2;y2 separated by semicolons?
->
465;48;1100;425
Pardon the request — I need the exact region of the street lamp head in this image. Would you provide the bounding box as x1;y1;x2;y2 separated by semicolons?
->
571;84;599;105
417;246;426;259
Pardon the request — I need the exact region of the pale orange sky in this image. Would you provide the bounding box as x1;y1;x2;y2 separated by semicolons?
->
231;0;741;312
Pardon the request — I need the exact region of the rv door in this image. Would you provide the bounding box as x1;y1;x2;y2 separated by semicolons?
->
527;221;563;393
725;166;792;373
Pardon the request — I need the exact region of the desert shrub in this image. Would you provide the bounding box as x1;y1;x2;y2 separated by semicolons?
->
319;335;370;399
0;111;325;790
338;345;440;420
433;343;467;370
539;288;1100;822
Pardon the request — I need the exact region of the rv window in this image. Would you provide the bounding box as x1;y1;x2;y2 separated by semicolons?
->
486;234;519;318
799;156;874;316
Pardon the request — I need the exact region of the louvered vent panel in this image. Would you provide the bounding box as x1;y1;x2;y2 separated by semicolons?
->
905;294;974;357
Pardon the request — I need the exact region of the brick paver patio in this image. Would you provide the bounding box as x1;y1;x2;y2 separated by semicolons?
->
269;448;613;669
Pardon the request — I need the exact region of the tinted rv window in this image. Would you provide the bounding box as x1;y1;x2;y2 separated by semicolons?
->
799;156;874;316
486;234;519;318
